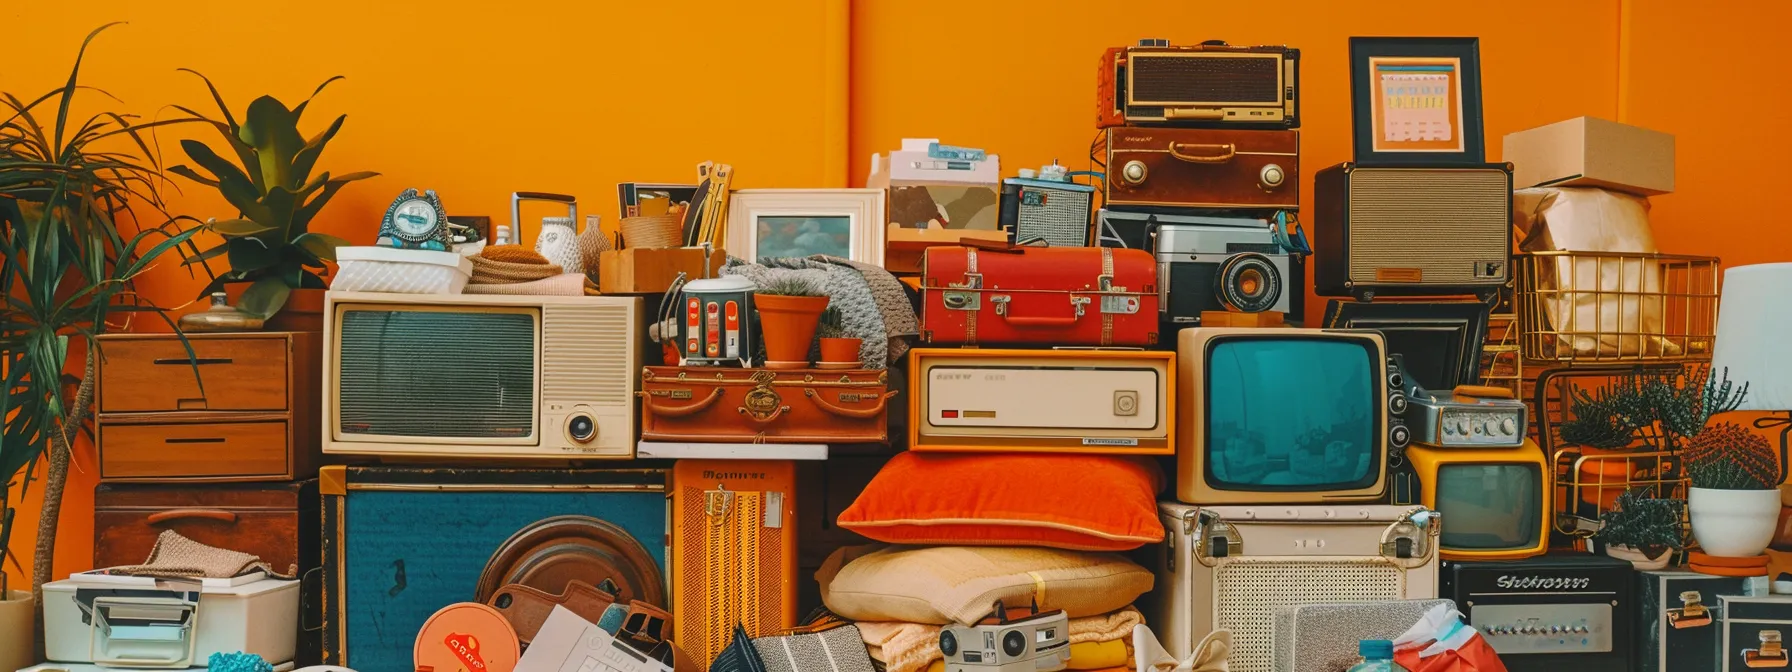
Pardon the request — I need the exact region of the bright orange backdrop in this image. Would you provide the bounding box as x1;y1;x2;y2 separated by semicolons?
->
5;0;1788;592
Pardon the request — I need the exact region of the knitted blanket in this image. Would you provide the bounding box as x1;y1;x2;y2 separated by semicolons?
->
820;257;917;362
723;257;890;369
104;529;293;579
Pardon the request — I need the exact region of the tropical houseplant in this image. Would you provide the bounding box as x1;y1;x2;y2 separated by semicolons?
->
1593;489;1684;569
1686;422;1783;558
0;23;201;659
170;72;377;328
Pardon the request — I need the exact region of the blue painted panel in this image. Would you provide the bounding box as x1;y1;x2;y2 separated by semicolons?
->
343;490;666;672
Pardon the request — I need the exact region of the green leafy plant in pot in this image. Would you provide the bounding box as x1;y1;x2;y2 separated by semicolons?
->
1686;421;1785;558
816;307;860;366
1593;489;1685;570
751;272;829;369
171;72;378;330
1;24;202;660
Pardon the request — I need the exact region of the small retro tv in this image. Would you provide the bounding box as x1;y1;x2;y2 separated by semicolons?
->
323;292;642;459
1403;441;1551;561
1177;327;1402;504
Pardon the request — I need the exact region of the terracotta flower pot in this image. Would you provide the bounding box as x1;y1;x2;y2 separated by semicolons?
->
0;590;34;672
819;337;862;365
754;294;829;369
1690;487;1781;558
225;284;326;332
1604;543;1673;571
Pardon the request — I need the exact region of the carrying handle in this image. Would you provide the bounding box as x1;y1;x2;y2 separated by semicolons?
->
804;389;898;419
1453;384;1516;400
994;295;1089;327
146;508;238;525
960;238;1025;254
1168;142;1236;164
641;388;725;418
739;404;789;425
510;192;579;236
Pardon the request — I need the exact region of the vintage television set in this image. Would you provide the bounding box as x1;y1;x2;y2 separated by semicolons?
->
1403;442;1551;561
1177;327;1407;504
322;292;642;459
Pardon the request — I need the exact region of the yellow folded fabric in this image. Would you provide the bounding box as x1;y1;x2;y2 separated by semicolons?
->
858;607;1142;672
1068;640;1130;670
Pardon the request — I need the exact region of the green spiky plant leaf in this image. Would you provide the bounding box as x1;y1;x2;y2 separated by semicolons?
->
170;71;378;319
1593;488;1685;555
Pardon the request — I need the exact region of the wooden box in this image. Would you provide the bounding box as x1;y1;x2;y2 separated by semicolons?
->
598;247;725;294
93;479;320;665
96;331;320;482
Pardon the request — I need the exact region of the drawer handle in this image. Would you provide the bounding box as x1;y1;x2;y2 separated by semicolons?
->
146;509;238;525
152;357;234;366
164;437;226;444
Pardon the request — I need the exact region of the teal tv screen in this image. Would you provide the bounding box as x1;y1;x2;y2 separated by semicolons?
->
1204;337;1382;492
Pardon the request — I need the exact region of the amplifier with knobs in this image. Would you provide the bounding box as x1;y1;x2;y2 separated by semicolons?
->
1442;555;1634;672
1104;127;1299;214
1396;371;1528;449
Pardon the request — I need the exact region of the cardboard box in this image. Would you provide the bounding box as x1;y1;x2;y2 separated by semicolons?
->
598;247;724;294
1503;116;1674;196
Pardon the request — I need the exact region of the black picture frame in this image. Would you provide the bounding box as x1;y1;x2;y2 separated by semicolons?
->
1348;37;1484;166
1323;298;1492;391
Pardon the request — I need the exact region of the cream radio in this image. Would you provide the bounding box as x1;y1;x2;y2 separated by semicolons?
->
908;349;1174;455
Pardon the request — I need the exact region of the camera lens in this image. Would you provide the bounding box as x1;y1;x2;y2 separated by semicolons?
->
1002;630;1027;658
1215;253;1283;313
939;631;958;657
568;414;596;443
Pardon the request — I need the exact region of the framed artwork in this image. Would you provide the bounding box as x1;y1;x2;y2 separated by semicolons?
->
726;189;886;265
1349;37;1484;165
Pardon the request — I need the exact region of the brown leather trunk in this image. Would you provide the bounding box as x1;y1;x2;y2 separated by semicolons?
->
1105;127;1300;211
93;480;320;665
640;367;895;443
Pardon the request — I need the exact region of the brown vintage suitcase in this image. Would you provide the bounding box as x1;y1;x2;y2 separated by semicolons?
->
1105;127;1300;211
639;367;896;443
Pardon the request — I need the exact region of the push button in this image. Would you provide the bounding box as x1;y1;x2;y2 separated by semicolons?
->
1115;391;1139;416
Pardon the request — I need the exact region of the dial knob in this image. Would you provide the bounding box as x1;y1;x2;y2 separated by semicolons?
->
1457;418;1472;435
1501;417;1518;435
1122;161;1148;185
1259;164;1285;189
1548;626;1561;634
567;412;597;444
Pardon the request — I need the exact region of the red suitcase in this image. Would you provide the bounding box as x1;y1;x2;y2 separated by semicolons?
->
920;242;1159;346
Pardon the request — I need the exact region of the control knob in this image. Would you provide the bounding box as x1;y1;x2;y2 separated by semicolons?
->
1501;417;1518;435
1121;161;1148;185
1259;164;1285;190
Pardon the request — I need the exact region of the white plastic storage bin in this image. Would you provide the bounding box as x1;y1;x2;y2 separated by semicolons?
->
333;246;472;294
44;572;299;667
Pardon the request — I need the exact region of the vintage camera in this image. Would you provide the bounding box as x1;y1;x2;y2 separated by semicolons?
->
1143;213;1307;326
940;602;1071;672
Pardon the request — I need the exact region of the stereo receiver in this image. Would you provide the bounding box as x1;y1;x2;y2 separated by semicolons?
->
1097;39;1299;129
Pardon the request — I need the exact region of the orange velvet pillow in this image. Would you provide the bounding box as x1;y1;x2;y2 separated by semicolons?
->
837;452;1166;551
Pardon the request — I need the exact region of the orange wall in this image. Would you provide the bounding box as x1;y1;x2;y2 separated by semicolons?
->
5;1;1786;591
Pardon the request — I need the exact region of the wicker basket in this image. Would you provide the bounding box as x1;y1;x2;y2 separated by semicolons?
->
621;214;684;249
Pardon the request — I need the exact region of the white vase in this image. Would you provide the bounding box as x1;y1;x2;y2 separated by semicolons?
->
535;216;583;276
1604;543;1673;570
1690;487;1782;557
0;590;34;672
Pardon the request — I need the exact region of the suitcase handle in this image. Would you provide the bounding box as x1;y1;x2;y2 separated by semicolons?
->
1168;142;1236;164
740;403;790;425
641;388;725;417
993;295;1090;327
805;389;898;419
146;508;238;525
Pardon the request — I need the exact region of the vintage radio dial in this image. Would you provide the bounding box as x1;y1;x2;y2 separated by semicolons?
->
567;409;598;444
1501;417;1518;435
1121;161;1148;186
1259;164;1286;190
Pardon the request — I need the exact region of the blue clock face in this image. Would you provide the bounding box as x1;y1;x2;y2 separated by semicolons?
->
393;199;438;236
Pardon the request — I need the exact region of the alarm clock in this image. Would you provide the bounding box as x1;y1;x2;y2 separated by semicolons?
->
379;189;451;250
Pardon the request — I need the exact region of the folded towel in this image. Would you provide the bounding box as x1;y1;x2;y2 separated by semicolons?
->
858;607;1142;672
103;530;291;579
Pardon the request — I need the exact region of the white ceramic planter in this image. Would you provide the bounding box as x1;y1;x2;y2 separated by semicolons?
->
1604;543;1673;570
1690;487;1782;557
0;590;34;672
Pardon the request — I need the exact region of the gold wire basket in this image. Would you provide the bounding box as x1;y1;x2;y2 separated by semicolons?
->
1516;251;1720;363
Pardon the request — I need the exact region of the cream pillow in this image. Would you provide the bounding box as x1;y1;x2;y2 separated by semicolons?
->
817;544;1153;626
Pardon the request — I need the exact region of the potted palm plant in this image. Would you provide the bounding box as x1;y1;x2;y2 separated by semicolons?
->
1;24;201;660
1593;489;1684;570
751;273;829;369
170;72;377;330
1686;422;1784;558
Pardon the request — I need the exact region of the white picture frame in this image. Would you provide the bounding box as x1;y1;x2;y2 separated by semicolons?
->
726;188;885;265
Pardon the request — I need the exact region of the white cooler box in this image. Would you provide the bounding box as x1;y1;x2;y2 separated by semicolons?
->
44;572;298;668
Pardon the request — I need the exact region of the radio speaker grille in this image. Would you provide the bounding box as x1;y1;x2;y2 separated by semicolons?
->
1346;169;1509;285
1215;560;1405;672
1131;56;1279;103
542;304;631;406
338;309;535;438
1016;187;1091;247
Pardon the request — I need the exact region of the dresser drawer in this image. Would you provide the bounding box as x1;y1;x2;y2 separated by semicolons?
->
99;421;291;481
100;336;289;412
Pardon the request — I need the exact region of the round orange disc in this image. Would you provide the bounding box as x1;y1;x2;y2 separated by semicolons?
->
1688;551;1771;568
414;602;521;672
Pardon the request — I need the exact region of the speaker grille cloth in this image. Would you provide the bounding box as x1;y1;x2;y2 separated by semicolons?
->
338;309;535;437
680;485;775;667
1347;170;1509;284
542;304;631;406
1017;188;1091;247
1215;561;1404;672
1131;56;1279;103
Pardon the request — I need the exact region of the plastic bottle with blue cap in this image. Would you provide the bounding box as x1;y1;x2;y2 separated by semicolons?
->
1347;639;1404;671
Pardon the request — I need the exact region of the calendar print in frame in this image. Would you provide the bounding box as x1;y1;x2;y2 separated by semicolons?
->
1349;37;1485;166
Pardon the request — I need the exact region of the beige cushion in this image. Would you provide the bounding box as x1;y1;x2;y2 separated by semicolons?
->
817;544;1153;625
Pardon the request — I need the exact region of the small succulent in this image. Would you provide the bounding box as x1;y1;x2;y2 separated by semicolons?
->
1594;489;1685;553
817;307;847;339
754;272;824;297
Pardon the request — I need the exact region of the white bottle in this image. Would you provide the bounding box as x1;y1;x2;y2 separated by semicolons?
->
494;224;512;246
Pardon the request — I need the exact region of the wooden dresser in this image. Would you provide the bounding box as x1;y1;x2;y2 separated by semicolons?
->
96;331;320;482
